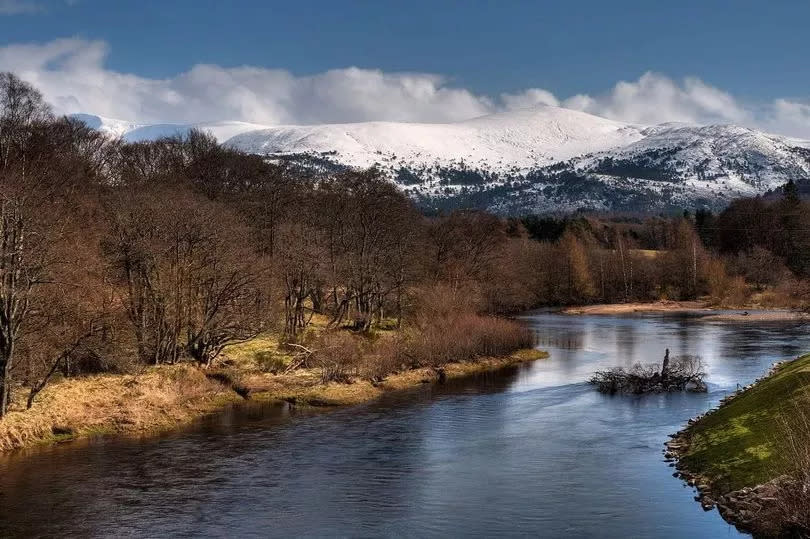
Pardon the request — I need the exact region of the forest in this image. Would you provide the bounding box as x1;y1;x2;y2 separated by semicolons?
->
0;71;808;422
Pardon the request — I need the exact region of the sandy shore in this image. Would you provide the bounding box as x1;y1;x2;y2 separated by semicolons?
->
563;301;803;322
700;311;804;322
562;301;710;315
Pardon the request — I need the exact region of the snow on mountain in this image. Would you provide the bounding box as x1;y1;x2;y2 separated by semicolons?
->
72;114;144;139
225;106;646;171
578;123;810;194
72;107;810;213
70;114;271;143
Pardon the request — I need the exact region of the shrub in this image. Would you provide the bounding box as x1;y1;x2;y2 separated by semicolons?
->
311;331;363;383
401;293;535;368
361;336;406;383
395;284;535;368
253;351;287;374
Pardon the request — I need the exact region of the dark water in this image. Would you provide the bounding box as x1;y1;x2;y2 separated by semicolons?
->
1;311;809;538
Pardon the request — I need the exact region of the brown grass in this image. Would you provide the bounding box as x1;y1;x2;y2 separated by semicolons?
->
0;342;548;453
244;348;549;407
0;365;239;452
768;399;810;535
0;299;545;453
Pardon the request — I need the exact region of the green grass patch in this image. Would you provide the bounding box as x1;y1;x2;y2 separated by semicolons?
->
679;354;810;492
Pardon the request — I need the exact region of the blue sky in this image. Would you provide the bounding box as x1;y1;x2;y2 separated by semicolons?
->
2;0;810;135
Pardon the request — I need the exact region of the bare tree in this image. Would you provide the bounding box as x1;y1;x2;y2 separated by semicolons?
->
105;185;267;367
315;169;421;330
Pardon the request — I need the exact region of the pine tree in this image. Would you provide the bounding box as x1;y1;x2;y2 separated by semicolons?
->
783;179;800;206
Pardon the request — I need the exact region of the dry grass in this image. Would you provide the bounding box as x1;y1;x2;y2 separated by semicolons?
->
0;365;239;452
0;300;547;454
630;249;663;259
766;398;810;535
0;345;549;452
244;348;549;407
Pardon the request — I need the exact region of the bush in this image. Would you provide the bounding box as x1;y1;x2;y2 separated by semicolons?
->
311;331;363;383
294;284;536;385
705;257;751;307
399;284;535;367
254;351;287;374
361;336;407;383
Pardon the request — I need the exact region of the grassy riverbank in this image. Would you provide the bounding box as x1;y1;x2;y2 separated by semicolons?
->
676;354;810;491
670;353;810;534
0;345;547;453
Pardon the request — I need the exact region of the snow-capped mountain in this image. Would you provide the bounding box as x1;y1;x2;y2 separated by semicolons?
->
72;114;271;143
226;107;646;171
72;107;810;214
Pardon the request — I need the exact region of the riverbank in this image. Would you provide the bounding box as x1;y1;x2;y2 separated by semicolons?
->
667;354;810;536
563;301;803;322
563;300;709;315
0;348;548;453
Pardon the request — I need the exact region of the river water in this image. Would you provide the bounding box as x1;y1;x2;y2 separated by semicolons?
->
1;311;808;538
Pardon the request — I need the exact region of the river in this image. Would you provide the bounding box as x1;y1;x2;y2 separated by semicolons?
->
1;311;808;538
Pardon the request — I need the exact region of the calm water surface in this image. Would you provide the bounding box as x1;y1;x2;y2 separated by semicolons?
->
1;311;809;538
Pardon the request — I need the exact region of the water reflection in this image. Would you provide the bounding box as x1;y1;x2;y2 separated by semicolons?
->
0;311;807;537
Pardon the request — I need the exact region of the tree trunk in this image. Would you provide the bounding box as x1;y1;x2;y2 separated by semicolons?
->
0;346;13;417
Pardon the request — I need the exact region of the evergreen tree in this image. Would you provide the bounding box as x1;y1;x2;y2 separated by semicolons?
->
783;179;800;206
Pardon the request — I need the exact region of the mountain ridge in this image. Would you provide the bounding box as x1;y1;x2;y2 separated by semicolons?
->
72;107;810;214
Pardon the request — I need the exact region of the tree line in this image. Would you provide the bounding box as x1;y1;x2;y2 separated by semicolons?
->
1;72;808;417
0;73;539;416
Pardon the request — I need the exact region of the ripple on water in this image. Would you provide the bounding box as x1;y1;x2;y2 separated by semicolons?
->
1;312;808;537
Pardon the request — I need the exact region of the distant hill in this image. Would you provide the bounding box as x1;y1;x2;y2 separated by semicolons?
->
73;106;810;214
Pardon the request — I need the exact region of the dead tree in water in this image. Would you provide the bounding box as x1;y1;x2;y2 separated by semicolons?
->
589;350;706;394
661;348;671;383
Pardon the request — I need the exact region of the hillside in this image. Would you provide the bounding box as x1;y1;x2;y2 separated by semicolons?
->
225;107;645;170
671;354;810;535
677;355;810;492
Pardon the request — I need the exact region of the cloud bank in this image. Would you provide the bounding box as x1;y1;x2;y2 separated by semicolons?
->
3;38;810;138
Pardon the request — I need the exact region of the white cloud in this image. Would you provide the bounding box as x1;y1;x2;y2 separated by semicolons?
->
501;88;559;109
3;38;810;138
761;98;810;139
556;72;752;127
0;0;43;14
0;0;76;14
0;38;493;125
